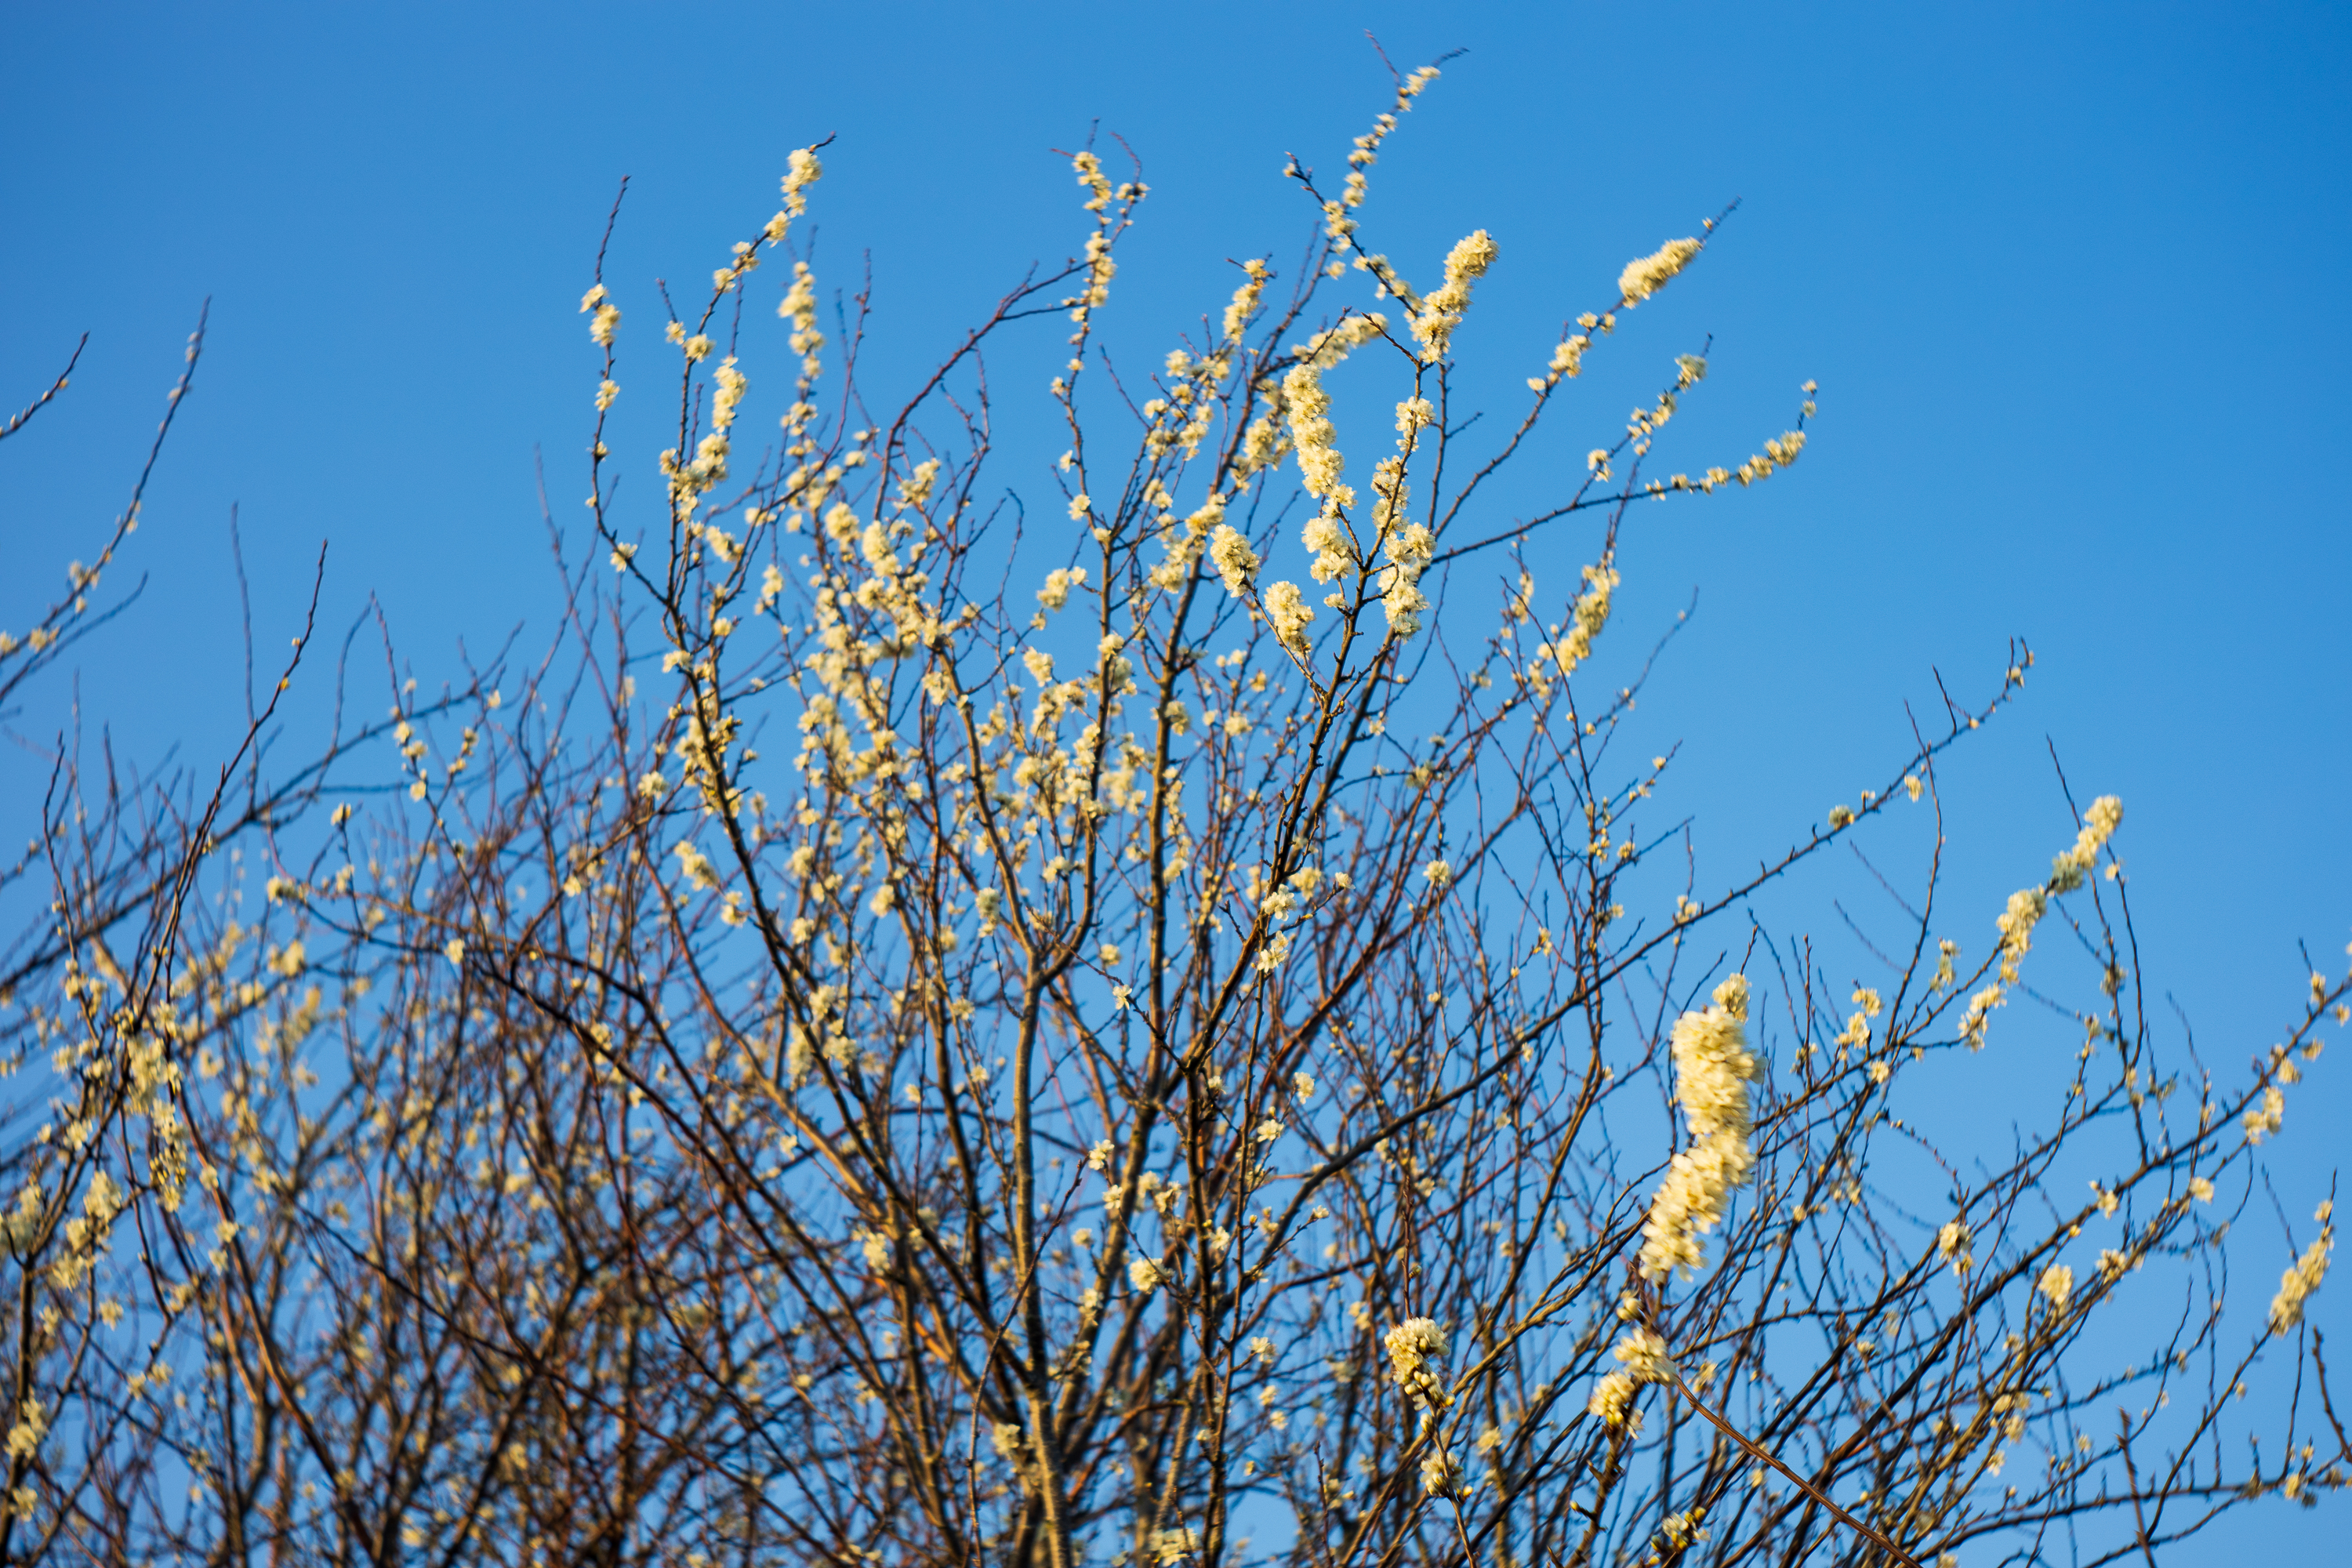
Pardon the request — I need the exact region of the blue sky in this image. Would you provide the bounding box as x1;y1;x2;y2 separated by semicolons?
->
4;1;2347;1552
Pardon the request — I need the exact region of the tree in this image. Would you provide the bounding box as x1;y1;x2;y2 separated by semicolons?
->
1;58;2343;1568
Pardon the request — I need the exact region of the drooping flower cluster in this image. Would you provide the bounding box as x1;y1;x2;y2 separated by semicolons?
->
1639;975;1762;1281
1384;1316;1461;1490
1958;981;2005;1051
1587;1370;1637;1429
1833;985;1883;1055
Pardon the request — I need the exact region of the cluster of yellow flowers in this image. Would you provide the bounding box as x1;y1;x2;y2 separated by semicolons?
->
779;145;822;222
1299;509;1353;586
1938;1218;1973;1274
1222;257;1269;341
4;1397;44;1465
1833;985;1884;1056
2038;1261;2074;1312
1050;149;1145;397
1408;230;1496;362
1639;975;1761;1281
1208;525;1259;598
1526;332;1591;392
1283;314;1388;510
1588;1325;1677;1432
2244;1079;2288;1143
2269;1203;2332;1334
584;85;2296;1552
1648;424;1810;499
2050;794;2124;893
1374;1316;1449;1495
1263;580;1313;658
1538;560;1620;684
1383;1316;1450;1410
1312;64;1440;285
1144;344;1236;462
1377;519;1436;640
581;283;620;347
1617;238;1703;306
1962;796;2127;1048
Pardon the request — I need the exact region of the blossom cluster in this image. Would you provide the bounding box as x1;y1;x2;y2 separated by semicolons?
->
1384;1316;1451;1412
1538;560;1620;683
1409;230;1496;363
1282;314;1388;510
2269;1205;2332;1334
1588;1326;1677;1432
1963;795;2127;1048
2050;794;2124;892
1639;975;1762;1281
1617;237;1702;305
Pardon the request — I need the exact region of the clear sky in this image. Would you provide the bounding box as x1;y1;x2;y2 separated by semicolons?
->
4;2;2347;1554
